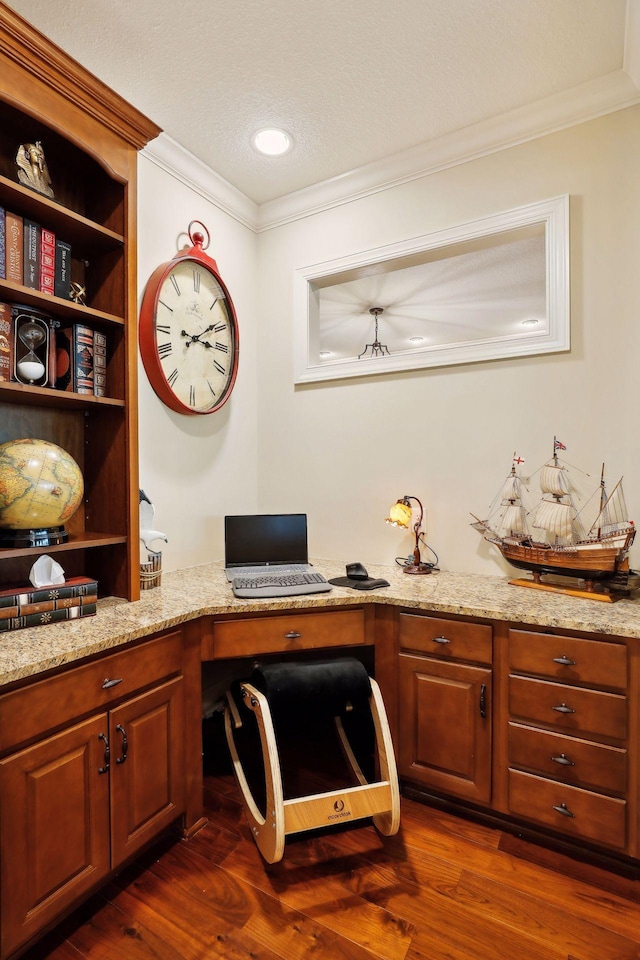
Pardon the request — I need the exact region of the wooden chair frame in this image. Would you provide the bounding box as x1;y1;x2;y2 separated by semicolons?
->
224;677;400;863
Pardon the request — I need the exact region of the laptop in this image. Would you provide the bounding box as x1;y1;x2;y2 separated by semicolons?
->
224;513;314;581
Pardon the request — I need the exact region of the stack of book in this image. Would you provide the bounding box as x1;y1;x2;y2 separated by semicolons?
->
0;207;72;299
0;576;98;633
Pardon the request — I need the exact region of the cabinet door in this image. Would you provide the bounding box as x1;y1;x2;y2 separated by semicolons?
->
109;677;185;866
398;654;492;803
0;714;110;958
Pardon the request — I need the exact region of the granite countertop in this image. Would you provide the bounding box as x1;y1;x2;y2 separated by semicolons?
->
2;559;640;688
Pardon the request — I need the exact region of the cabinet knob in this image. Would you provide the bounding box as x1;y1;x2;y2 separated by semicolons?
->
479;683;487;719
552;703;576;714
552;802;575;818
552;655;576;666
285;631;301;639
101;677;123;689
432;636;451;645
551;753;575;766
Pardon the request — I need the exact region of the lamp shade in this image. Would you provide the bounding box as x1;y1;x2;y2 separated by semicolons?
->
386;499;412;527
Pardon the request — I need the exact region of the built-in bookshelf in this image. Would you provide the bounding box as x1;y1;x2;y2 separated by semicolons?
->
0;3;161;600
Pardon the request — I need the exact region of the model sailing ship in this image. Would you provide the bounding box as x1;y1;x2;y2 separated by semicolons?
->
471;438;636;592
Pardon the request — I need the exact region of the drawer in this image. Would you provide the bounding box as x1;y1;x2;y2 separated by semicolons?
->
212;609;366;659
508;722;627;795
508;768;626;851
509;629;627;691
399;613;492;665
509;676;627;741
0;630;183;753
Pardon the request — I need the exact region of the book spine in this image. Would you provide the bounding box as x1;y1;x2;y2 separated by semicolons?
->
0;207;5;280
55;326;73;391
0;604;97;633
94;329;107;397
5;212;23;284
75;323;94;394
0;301;10;382
23;219;40;289
54;239;72;300
39;227;56;296
0;577;98;605
8;592;97;617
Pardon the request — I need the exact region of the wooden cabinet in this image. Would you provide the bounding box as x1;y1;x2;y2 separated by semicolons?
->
0;631;184;958
506;628;630;853
397;613;493;803
0;6;160;600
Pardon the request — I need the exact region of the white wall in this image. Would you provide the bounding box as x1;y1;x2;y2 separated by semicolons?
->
137;154;259;571
256;107;640;576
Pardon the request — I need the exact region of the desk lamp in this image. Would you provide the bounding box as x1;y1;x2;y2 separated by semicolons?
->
386;495;432;574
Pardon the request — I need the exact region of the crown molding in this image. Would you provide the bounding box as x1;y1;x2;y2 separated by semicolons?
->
257;69;640;232
142;134;259;231
143;69;640;237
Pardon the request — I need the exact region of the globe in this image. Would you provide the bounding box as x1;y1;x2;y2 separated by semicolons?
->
0;438;84;547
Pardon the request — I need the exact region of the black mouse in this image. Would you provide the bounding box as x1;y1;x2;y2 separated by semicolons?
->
346;561;369;580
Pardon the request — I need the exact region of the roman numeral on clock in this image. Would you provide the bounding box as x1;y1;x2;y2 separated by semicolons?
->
158;342;172;358
167;368;179;386
214;360;225;376
189;384;196;406
213;322;227;333
215;342;228;353
193;270;200;293
170;275;181;296
207;380;216;396
158;301;173;314
156;324;171;335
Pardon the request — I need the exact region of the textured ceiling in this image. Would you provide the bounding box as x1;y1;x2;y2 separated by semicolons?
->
4;0;631;204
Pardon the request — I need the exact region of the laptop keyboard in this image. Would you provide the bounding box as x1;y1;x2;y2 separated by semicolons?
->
232;571;331;598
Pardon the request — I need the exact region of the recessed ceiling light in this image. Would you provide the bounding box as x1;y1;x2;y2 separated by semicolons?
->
319;350;332;357
409;336;424;344
251;128;293;157
521;318;540;326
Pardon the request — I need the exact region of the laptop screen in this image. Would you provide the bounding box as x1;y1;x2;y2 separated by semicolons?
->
224;514;308;568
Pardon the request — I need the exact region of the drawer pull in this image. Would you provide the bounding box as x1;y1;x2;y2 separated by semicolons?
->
553;655;576;666
98;732;110;774
101;677;123;689
115;724;128;764
552;703;576;714
552;802;575;818
432;636;451;645
284;631;301;640
479;683;487;719
551;753;575;766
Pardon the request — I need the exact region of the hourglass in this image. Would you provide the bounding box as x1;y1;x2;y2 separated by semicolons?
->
13;311;50;386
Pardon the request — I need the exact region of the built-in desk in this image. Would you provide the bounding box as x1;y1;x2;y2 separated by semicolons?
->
1;560;640;956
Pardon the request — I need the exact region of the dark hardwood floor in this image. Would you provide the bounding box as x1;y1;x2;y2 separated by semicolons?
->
22;757;640;960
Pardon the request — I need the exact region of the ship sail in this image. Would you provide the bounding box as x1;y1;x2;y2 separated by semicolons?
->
498;503;528;537
540;464;570;496
531;499;575;541
591;479;631;537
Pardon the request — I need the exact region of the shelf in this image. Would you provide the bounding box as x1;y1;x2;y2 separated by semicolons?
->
0;380;124;409
0;174;124;254
0;532;127;561
0;279;125;328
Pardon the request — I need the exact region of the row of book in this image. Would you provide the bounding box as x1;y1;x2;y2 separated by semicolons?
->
0;208;72;300
0;576;98;633
0;303;107;396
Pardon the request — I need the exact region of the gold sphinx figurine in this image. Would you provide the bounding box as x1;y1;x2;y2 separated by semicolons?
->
16;141;54;198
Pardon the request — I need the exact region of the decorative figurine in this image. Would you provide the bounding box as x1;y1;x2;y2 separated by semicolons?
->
15;141;54;198
69;282;87;305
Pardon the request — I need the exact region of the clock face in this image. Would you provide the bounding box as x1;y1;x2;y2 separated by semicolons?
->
150;258;238;414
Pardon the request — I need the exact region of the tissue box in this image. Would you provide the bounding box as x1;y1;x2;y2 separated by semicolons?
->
0;577;98;632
